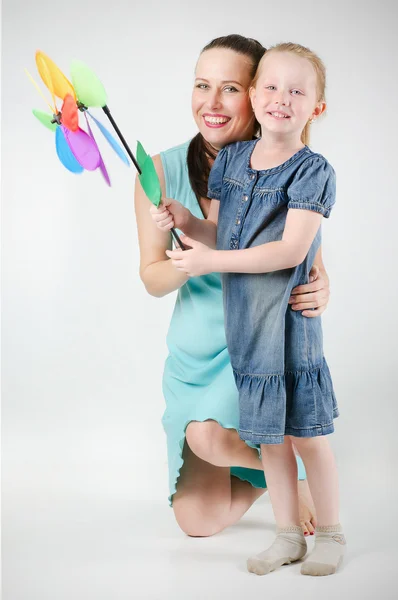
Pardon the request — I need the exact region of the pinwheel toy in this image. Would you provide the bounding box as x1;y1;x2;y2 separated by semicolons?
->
26;51;130;185
26;50;185;249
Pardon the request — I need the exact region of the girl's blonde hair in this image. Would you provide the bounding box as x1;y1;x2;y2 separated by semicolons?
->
251;42;326;146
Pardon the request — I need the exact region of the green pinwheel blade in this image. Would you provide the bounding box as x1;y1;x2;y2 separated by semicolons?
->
140;156;162;207
70;60;107;107
135;147;160;207
136;140;161;206
136;140;149;168
32;108;57;131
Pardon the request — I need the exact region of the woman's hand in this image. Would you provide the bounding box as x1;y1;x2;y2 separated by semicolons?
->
149;198;190;232
166;235;215;277
288;264;330;317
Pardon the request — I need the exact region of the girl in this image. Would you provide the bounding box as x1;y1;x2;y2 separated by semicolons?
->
152;42;345;576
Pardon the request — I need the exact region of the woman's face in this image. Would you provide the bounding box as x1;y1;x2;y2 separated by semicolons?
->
192;48;256;150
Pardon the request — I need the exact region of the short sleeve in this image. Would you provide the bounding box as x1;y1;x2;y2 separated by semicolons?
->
207;146;229;200
287;156;336;218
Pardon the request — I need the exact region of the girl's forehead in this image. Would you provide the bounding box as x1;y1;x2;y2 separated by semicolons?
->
260;52;314;78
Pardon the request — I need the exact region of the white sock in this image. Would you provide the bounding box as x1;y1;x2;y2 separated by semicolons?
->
301;524;346;576
247;526;307;576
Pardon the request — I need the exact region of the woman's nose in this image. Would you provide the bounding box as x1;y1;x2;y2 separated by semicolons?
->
207;90;222;110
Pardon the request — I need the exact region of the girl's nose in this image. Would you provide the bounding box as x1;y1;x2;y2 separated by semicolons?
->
275;91;290;106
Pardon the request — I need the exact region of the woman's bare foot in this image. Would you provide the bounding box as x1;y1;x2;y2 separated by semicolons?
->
298;479;317;536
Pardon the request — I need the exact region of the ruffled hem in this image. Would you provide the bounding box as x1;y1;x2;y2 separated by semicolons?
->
234;357;338;445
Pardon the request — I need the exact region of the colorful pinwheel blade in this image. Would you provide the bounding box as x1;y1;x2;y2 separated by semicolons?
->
136;141;162;207
25;68;55;113
36;51;76;102
62;126;101;171
70;60;107;107
84;114;111;186
61;94;79;131
55;127;84;174
136;140;148;167
87;111;129;166
32;109;57;132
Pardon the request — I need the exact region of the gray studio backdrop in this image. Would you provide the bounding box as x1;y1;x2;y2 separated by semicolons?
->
2;0;397;598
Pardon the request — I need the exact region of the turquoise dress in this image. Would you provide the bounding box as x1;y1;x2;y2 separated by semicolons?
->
160;141;306;505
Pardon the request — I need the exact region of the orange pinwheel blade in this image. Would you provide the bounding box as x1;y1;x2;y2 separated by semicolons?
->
35;51;76;103
61;94;79;131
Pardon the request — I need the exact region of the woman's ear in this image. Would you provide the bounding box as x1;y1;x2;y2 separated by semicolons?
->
249;86;256;110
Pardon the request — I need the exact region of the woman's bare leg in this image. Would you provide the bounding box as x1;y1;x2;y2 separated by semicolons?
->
185;420;261;470
173;442;264;537
172;421;316;537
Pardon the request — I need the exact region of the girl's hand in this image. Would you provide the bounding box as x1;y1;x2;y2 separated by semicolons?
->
149;198;190;232
166;235;215;277
288;265;330;317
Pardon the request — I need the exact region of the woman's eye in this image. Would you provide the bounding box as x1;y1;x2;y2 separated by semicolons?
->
196;83;209;90
224;86;238;93
265;85;276;90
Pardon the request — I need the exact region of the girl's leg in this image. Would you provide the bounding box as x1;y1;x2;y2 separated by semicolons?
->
291;436;339;525
247;440;307;575
259;439;301;527
173;442;264;537
290;436;346;576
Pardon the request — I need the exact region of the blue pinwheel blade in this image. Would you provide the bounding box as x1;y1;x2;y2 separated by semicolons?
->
55;126;84;174
87;111;130;166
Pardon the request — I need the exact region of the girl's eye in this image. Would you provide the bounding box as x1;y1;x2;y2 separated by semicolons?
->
265;85;276;90
291;89;303;95
196;83;209;90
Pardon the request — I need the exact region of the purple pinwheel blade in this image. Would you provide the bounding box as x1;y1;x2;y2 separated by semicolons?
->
87;111;129;166
84;114;111;187
62;125;101;171
55;127;84;174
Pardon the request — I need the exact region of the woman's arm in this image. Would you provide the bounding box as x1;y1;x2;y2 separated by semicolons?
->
150;197;218;248
312;246;329;285
289;245;331;317
134;154;189;297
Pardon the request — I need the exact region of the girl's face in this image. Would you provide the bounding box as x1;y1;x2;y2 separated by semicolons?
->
250;52;325;141
192;48;255;150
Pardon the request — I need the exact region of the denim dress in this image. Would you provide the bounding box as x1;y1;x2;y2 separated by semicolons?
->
208;139;339;445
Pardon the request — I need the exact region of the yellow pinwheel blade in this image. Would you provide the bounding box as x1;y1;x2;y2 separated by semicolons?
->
24;68;55;113
35;51;76;103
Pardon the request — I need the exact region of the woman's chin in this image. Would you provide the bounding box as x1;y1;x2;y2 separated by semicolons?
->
199;127;234;149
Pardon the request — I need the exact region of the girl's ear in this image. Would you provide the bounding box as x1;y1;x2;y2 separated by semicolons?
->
249;86;256;110
312;101;327;120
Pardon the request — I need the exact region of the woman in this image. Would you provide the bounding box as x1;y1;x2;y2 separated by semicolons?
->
134;35;330;538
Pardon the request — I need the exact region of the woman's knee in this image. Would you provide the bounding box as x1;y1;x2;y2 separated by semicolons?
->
185;420;226;463
173;498;225;537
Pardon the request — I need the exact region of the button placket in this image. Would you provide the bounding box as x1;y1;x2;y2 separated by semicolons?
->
229;173;257;249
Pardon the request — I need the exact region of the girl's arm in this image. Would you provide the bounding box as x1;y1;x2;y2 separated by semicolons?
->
167;209;322;276
134;154;189;297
